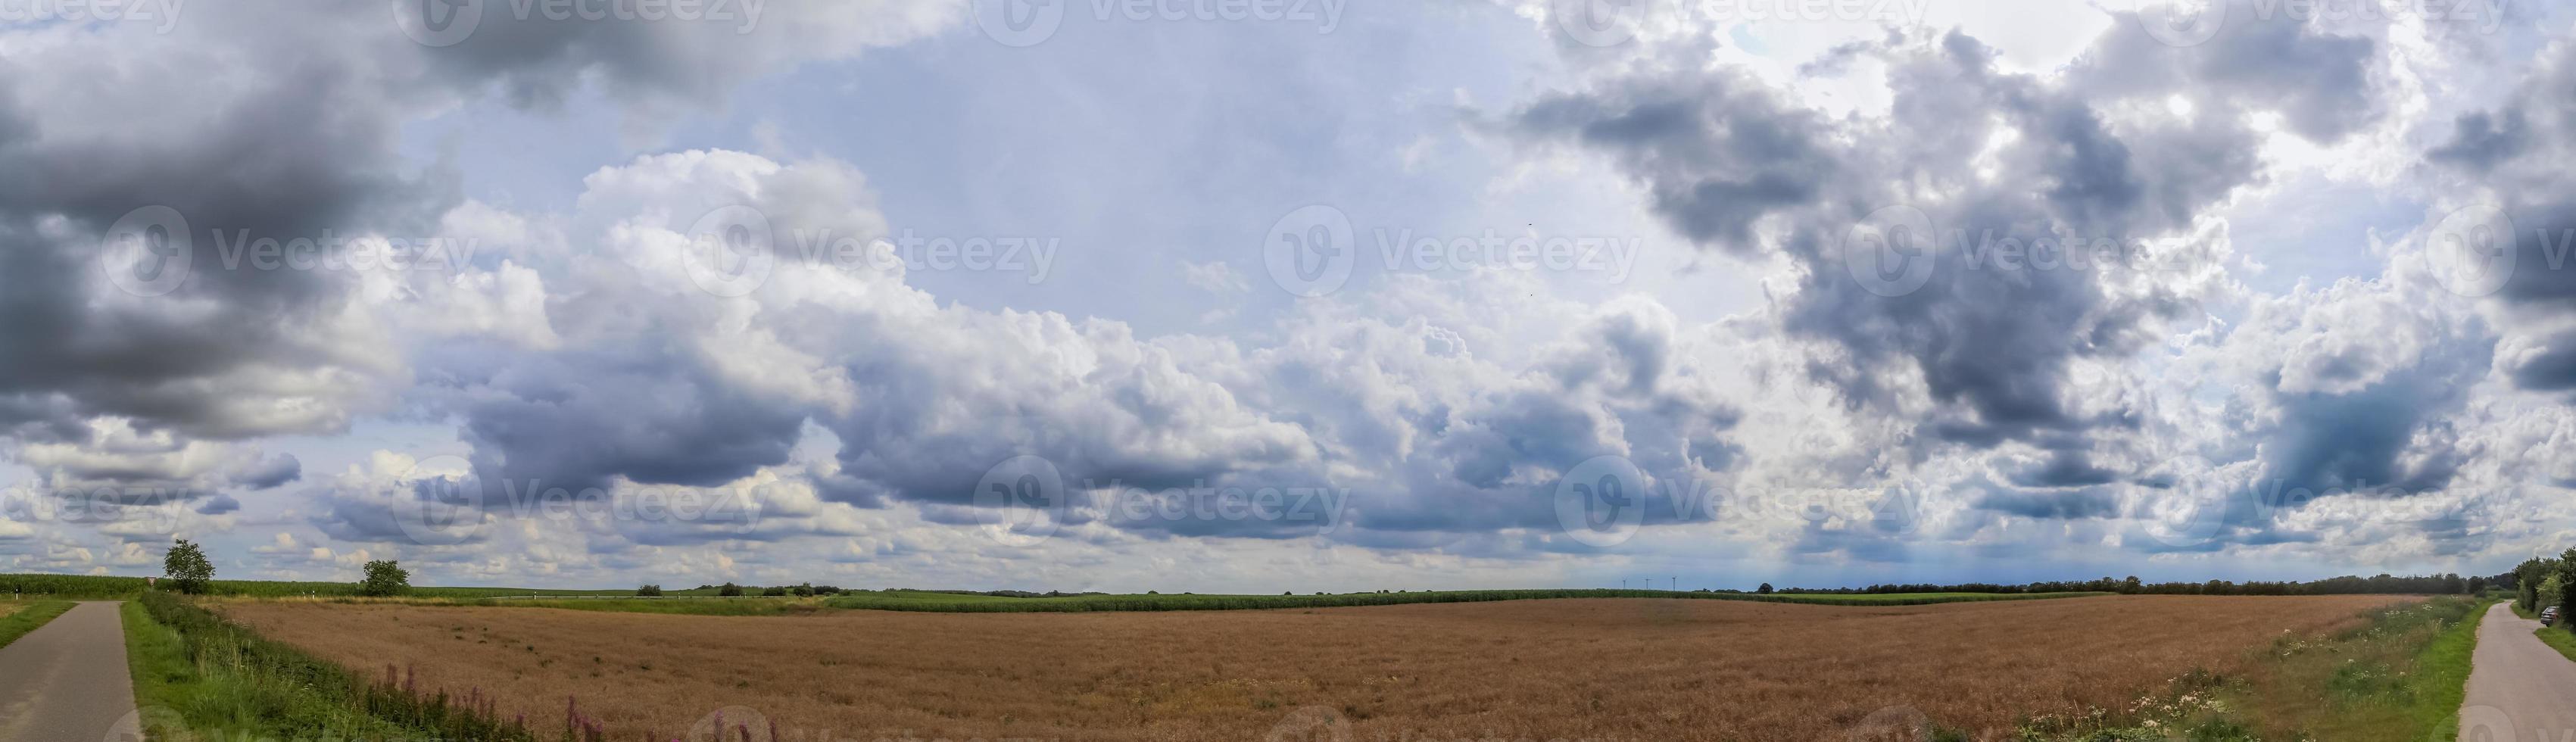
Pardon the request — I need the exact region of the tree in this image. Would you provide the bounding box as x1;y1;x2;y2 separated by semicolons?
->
162;539;213;594
719;582;744;597
2557;549;2576;632
636;585;663;597
1757;583;1774;594
358;560;410;597
794;582;815;597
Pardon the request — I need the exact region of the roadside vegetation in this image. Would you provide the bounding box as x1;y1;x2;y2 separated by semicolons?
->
0;600;73;650
218;593;2407;740
819;587;2107;613
0;573;635;600
125;591;554;741
2013;596;2487;742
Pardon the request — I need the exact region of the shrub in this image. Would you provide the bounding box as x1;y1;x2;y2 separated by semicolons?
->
718;582;743;597
357;560;410;597
813;585;842;595
793;583;815;597
761;586;787;597
635;585;663;597
163;539;214;594
1758;583;1774;594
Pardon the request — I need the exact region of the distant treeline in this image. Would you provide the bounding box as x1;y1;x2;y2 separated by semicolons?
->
1780;573;2490;597
0;573;629;600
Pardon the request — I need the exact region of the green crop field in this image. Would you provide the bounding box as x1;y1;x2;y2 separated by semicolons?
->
0;574;635;600
819;588;2110;613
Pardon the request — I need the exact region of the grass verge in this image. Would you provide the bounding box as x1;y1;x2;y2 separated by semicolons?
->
214;588;2112;616
822;588;2112;613
2532;624;2576;664
0;600;73;650
2013;597;2487;741
123;591;553;741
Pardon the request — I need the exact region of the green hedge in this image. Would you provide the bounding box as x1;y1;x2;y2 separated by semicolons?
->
823;588;2110;613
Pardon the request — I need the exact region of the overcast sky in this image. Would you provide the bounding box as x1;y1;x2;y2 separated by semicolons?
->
2;0;2572;592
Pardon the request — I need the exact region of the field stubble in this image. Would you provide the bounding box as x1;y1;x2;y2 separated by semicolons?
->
220;594;2411;741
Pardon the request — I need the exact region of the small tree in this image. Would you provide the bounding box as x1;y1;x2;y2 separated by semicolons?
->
1757;583;1774;594
163;539;214;594
793;582;815;597
718;582;744;597
2557;549;2576;632
761;585;787;597
636;585;663;597
357;560;410;597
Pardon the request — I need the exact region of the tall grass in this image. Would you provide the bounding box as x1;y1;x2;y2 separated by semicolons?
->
4;573;636;599
2013;597;2487;741
822;588;2110;613
127;591;551;741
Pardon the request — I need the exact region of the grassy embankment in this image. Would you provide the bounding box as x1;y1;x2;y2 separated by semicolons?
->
4;572;636;600
2013;597;2488;742
123;591;553;741
821;588;2110;613
0;600;74;650
200;587;2113;616
2532;622;2576;663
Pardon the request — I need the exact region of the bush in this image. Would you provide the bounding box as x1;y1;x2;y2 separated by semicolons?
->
761;586;787;597
635;585;663;597
813;585;842;595
718;582;744;597
163;539;214;594
1757;583;1774;594
357;560;410;597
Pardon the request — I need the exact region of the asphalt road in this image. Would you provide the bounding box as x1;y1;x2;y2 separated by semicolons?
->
2462;603;2576;742
0;601;139;742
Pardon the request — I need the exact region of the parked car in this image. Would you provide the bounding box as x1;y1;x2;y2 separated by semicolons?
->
2544;606;2559;626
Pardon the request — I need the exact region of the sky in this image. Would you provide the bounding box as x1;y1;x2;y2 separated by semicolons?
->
2;0;2573;593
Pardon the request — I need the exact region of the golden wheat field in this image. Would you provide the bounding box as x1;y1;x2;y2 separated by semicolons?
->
219;595;2410;741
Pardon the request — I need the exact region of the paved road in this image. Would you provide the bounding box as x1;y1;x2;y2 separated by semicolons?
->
0;602;138;742
2462;603;2576;742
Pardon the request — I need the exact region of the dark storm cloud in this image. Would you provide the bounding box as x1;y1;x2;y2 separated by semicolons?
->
1508;22;2356;450
2004;450;2120;489
1973;487;2119;519
232;454;304;491
2509;335;2576;391
2427;40;2576;391
0;3;952;500
455;349;809;495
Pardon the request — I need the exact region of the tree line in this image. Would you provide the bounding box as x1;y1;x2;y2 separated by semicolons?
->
2508;549;2576;630
1778;572;2489;597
